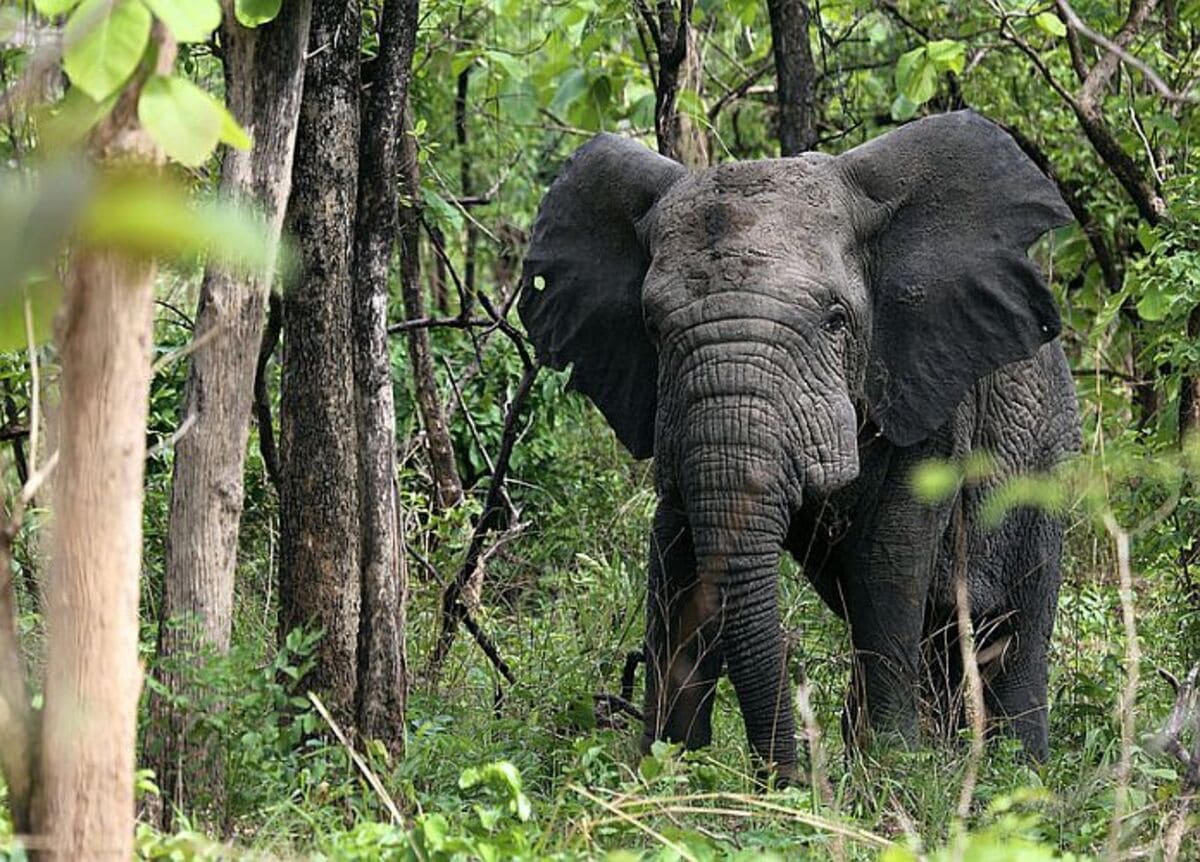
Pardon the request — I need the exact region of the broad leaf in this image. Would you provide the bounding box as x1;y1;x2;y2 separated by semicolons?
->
141;0;221;43
218;105;252;150
138;74;221;167
33;0;80;16
63;0;152;101
895;47;938;105
80;178;273;273
234;0;282;28
1034;12;1067;37
925;39;966;75
34;87;117;151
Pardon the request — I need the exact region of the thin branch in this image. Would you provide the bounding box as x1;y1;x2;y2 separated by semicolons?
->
1058;0;1196;104
254;292;282;491
426;361;540;682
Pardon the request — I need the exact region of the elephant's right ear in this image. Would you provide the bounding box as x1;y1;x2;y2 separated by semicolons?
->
519;134;686;459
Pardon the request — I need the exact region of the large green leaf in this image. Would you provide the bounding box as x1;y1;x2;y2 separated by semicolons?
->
234;0;282;28
138;75;222;167
63;0;152;101
79;178;272;273
1034;11;1066;37
141;0;221;43
895;47;938;105
33;0;81;16
925;39;965;75
33;87;117;151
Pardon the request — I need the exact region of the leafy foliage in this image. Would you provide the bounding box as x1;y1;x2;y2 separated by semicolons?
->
2;0;1200;858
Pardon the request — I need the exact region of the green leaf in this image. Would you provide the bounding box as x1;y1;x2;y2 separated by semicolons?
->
138;74;222;167
1136;284;1171;321
79;177;273;273
140;0;221;43
895;47;938;105
911;460;960;503
218;104;252;150
33;87;117;151
890;92;919;121
33;0;81;15
63;0;153;102
0;279;64;353
234;0;282;28
925;39;966;75
1034;11;1067;37
422;190;463;232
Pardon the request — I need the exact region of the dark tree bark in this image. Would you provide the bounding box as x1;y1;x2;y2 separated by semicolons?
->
399;111;464;511
152;1;312;826
351;0;419;754
279;0;363;726
454;65;479;301
634;0;695;161
1180;306;1200;443
766;0;818;155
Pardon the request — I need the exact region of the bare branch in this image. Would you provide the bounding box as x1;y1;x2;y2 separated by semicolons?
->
1059;0;1196;104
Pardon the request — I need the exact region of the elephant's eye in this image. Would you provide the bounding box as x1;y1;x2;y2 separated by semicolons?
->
822;306;849;336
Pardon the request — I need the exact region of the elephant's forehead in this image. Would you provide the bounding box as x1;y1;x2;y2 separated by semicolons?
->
655;159;853;259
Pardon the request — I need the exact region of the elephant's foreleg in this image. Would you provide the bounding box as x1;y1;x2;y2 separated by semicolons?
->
837;464;942;750
981;511;1062;762
641;503;725;751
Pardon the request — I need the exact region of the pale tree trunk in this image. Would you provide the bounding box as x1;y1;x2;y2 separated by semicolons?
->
279;0;362;726
351;0;419;753
35;252;156;859
676;25;709;169
27;29;173;857
766;0;818;156
399;111;464;511
153;0;312;826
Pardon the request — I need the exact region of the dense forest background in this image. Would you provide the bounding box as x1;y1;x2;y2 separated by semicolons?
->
2;0;1200;859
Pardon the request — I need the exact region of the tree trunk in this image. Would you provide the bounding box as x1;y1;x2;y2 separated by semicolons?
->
29;31;174;859
36;253;155;861
1179;305;1200;443
766;0;818;156
351;0;419;754
399;110;464;511
650;3;693;162
153;0;312;826
279;0;362;726
676;24;709;168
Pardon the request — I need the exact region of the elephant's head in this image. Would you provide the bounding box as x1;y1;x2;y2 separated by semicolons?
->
518;111;1070;771
520;111;1068;510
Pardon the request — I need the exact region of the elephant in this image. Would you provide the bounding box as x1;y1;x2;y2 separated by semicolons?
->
517;110;1081;782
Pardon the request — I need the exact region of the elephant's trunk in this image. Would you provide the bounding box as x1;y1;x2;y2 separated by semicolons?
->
679;394;798;774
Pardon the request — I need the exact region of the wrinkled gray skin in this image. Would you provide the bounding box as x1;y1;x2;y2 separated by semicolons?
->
519;111;1081;782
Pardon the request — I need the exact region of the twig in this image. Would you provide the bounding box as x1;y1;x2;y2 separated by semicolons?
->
151;323;225;376
460;613;516;685
426;361;540;682
952;499;986;826
22;298;38;479
307;692;403;824
1103;514;1140;857
1057;0;1197;104
254;292;282;490
146;413;196;460
1153;664;1199;861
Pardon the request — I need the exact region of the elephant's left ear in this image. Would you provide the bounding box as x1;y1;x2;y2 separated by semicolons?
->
518;134;686;458
836;110;1073;447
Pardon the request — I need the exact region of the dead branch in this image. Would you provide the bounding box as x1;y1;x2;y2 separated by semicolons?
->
426;360;540;683
990;0;1169;223
952;500;986;822
1058;0;1195;104
1153;664;1200;861
254;291;282;491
